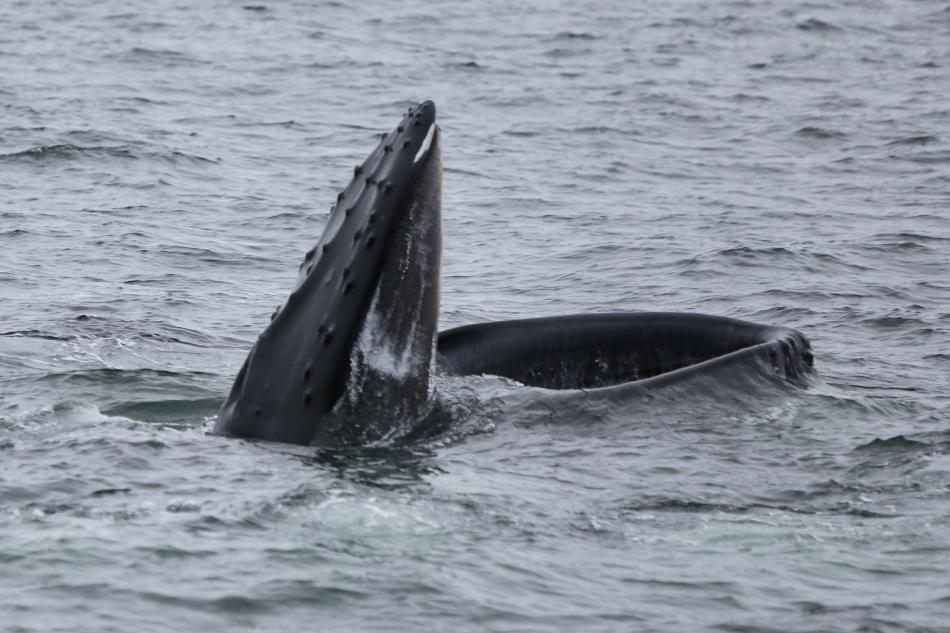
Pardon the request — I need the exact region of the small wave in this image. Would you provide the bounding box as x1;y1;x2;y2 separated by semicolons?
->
730;93;770;103
892;150;950;164
38;367;219;390
0;143;217;166
119;47;207;66
140;584;368;613
859;234;939;254
502;128;540;138
0;144;138;163
103;397;222;425
135;323;227;348
553;31;598;41
0;329;74;342
234;119;302;129
173;113;237;125
544;47;592;58
887;135;938;146
794;126;847;140
158;244;268;265
90;488;132;497
445;61;483;72
859;314;930;329
623;495;897;518
1;401;132;431
854;435;931;452
773;479;862;501
443;166;487;178
563;124;641;137
870;231;950;244
750;305;817;320
796;18;841;32
112;95;174;107
164;150;219;165
719;246;795;259
711;246;858;271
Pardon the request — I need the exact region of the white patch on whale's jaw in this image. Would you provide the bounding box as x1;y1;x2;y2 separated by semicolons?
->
335;202;438;442
352;275;420;385
329;141;442;445
414;124;436;164
348;195;439;383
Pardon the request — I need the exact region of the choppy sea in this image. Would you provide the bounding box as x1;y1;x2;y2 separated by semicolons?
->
1;1;949;631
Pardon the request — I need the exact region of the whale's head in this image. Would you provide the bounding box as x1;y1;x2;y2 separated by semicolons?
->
216;101;442;445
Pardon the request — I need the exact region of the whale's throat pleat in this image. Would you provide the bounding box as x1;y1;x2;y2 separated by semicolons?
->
317;143;443;445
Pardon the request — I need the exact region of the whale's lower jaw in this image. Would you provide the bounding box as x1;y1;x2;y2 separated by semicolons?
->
436;312;814;392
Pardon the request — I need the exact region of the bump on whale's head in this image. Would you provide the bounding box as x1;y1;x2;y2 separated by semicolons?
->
216;100;442;445
297;100;440;286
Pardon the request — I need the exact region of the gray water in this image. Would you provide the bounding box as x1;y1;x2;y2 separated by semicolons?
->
1;1;949;631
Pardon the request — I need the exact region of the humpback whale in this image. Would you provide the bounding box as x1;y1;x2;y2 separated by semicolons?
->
215;101;814;446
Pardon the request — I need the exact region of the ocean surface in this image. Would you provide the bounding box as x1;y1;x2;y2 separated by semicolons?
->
1;1;949;631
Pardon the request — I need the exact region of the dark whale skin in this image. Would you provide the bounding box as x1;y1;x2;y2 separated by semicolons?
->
215;102;440;445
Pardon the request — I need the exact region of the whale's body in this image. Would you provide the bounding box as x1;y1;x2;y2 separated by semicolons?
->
215;101;814;446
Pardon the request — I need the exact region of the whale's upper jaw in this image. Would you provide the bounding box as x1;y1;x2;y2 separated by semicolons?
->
215;101;442;446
